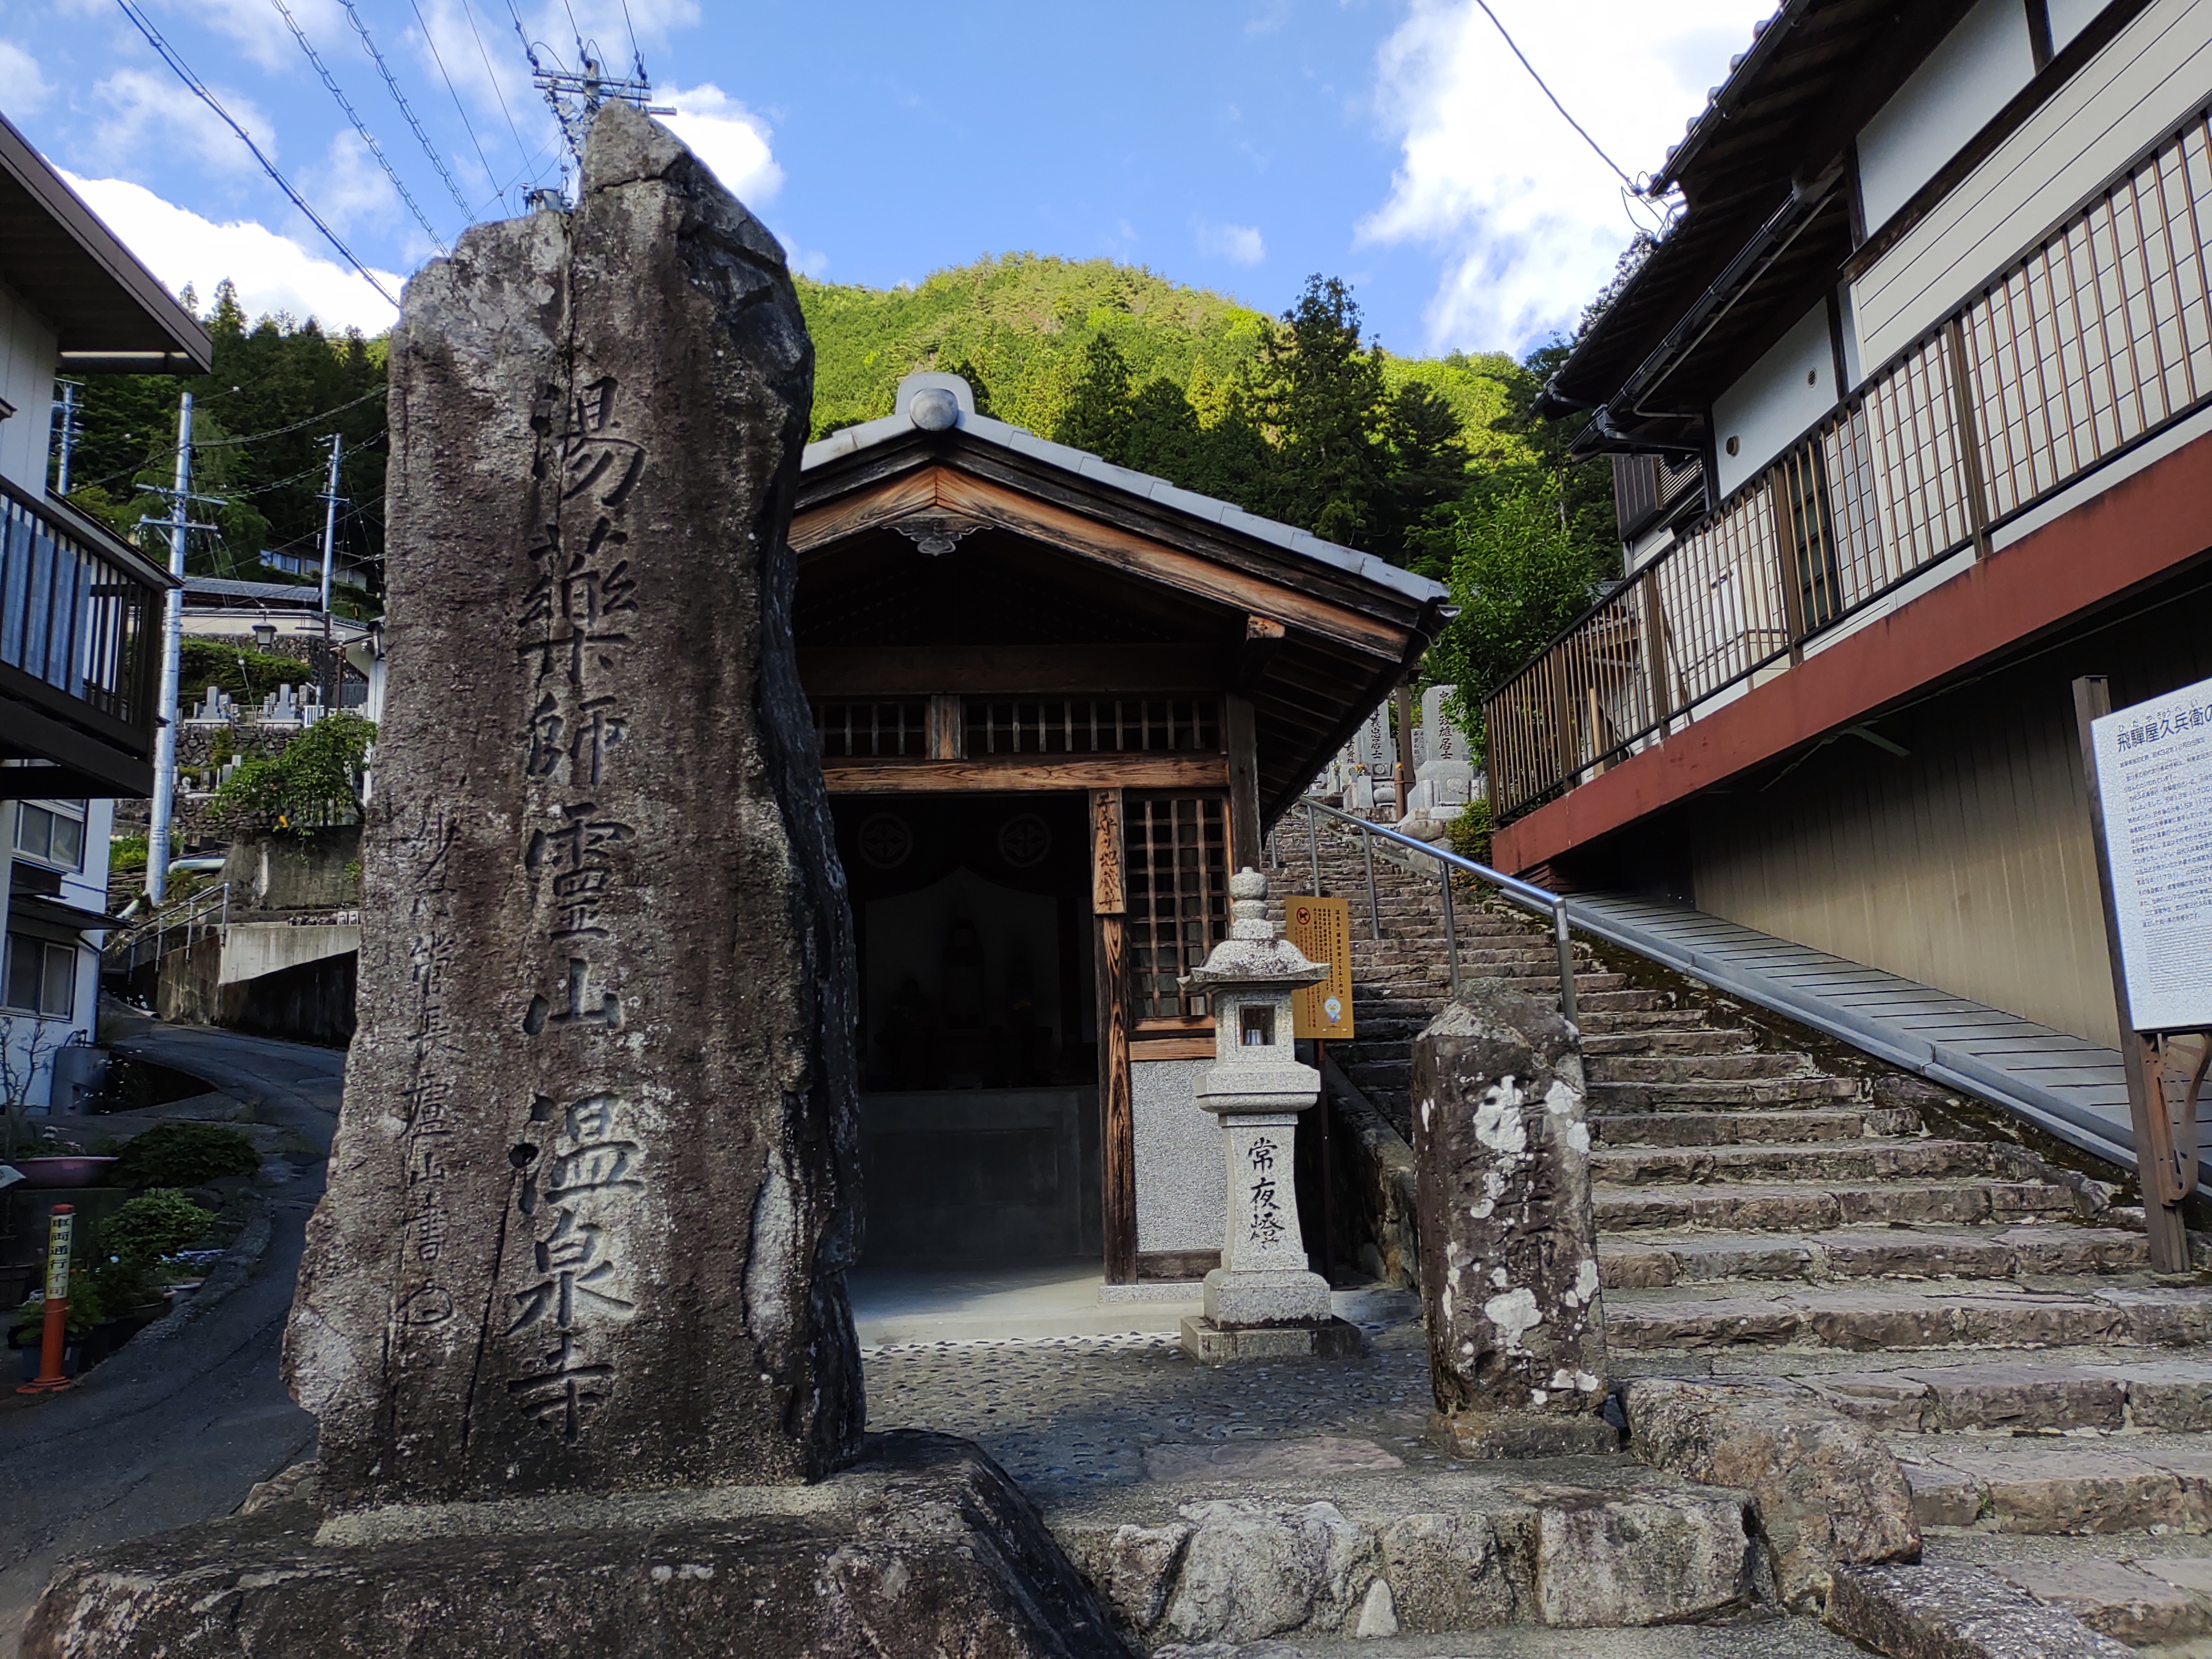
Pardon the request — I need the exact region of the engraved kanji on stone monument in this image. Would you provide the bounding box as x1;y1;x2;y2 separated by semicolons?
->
283;101;863;1504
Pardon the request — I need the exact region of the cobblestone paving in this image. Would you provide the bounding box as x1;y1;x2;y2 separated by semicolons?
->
862;1326;1439;1508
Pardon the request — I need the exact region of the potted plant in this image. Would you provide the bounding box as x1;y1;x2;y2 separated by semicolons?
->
8;1190;213;1378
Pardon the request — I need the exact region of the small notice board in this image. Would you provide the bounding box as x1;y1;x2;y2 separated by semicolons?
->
1285;895;1355;1040
2090;671;2212;1032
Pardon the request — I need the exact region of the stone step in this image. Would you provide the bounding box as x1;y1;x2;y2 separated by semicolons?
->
1599;1225;2151;1290
1894;1433;2212;1536
1594;1108;1922;1147
1578;1006;1697;1032
1589;1076;1863;1109
1810;1358;2212;1436
1586;1052;1818;1084
1605;1282;2212;1353
1590;1139;1996;1188
1922;1541;2212;1648
1582;1028;1756;1056
1594;1177;2082;1233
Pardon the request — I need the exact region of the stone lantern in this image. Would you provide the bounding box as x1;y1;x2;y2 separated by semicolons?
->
1178;867;1364;1364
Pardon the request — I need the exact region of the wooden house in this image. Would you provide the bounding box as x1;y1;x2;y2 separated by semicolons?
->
794;372;1449;1285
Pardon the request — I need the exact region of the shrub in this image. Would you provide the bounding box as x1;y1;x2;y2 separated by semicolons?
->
112;1122;260;1190
100;1190;215;1265
1446;797;1494;870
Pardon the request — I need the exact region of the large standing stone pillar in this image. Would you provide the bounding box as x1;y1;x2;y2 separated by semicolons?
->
281;100;862;1503
1410;981;1616;1457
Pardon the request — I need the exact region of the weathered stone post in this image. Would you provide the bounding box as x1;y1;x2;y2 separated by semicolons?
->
1180;869;1363;1364
22;103;1134;1658
1410;980;1616;1456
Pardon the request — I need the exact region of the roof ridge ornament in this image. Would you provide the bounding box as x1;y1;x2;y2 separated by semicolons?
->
893;512;983;557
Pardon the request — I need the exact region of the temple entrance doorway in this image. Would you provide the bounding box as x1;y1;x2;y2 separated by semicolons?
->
835;792;1100;1267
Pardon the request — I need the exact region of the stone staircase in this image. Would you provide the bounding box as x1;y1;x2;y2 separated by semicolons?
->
1292;810;2212;1652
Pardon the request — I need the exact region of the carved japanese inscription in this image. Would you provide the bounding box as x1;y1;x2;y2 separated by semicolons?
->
283;101;863;1505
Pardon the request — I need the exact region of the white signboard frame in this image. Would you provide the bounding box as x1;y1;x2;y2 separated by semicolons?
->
2090;671;2212;1032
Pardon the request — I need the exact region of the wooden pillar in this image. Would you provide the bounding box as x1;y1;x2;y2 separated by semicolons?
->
2072;675;2190;1271
1092;788;1136;1284
1225;692;1262;872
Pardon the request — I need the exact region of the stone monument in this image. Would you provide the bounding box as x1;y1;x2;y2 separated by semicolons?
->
1410;980;1617;1457
1180;869;1364;1364
25;103;1130;1658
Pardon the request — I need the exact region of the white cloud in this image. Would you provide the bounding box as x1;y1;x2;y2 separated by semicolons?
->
0;40;55;116
200;0;347;74
62;173;402;335
310;131;405;236
1360;0;1773;353
656;83;781;206
89;66;278;178
1196;220;1267;266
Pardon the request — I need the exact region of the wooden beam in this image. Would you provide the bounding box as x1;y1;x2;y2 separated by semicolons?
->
823;753;1228;795
1095;784;1136;1285
797;644;1223;698
1234;614;1287;693
787;468;938;552
1225;693;1262;872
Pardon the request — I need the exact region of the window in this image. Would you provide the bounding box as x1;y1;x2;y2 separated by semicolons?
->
813;701;929;758
14;802;85;872
966;700;1220;756
1125;794;1229;1019
2;936;76;1020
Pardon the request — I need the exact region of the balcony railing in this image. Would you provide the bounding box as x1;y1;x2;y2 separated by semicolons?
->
0;473;166;745
1488;102;2212;823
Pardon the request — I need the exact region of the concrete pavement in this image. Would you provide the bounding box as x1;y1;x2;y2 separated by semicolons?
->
0;1014;342;1657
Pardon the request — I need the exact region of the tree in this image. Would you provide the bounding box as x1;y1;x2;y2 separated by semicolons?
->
1053;333;1135;457
1259;276;1389;549
212;712;377;835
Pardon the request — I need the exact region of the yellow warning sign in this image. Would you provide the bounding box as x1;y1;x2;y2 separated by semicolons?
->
1285;894;1355;1041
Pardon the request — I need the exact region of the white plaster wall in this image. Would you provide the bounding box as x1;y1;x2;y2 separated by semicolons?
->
0;280;59;495
1131;1057;1225;1254
1853;0;2212;368
1856;0;2038;231
1712;303;1836;497
2049;0;2111;48
1625;520;1680;576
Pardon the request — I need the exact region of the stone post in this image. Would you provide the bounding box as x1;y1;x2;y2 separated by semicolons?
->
1180;869;1364;1364
1410;980;1616;1457
280;100;862;1505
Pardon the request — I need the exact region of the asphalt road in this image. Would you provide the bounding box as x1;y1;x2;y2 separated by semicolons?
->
0;1016;342;1657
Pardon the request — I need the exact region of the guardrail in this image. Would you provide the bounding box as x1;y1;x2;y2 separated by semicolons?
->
1487;103;2212;822
1296;797;1579;1026
0;472;166;739
104;881;229;977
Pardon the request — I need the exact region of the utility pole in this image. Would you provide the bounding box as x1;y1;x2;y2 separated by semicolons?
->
147;393;192;905
51;380;80;494
317;432;343;710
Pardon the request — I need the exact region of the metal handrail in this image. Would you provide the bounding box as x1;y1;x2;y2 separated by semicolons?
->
1297;797;1579;1026
105;881;229;975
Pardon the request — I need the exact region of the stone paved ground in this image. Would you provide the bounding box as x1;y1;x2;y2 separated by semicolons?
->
862;1324;1439;1509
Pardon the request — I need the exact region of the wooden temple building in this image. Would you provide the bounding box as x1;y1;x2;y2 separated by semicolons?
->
794;373;1449;1285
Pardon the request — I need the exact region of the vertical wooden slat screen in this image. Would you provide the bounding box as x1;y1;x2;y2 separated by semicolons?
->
1123;794;1230;1019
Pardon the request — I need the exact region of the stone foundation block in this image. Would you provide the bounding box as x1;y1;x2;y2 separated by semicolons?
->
1828;1562;2135;1658
1179;1317;1365;1366
1529;1486;1752;1628
24;1433;1132;1659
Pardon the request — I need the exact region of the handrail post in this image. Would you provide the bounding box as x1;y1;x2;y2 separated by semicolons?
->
1306;802;1322;896
1553;900;1579;1027
1441;861;1460;998
1362;828;1380;941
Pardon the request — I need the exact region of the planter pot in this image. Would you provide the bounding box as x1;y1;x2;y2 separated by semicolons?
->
9;1157;121;1189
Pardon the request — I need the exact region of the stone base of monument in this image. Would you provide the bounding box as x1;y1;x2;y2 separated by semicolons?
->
1180;1313;1368;1365
1431;1407;1627;1460
23;1433;1134;1659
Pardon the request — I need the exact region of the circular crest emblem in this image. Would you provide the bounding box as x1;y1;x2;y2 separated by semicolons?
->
997;812;1052;868
858;813;913;870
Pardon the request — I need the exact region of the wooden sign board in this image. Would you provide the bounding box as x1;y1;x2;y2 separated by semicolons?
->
1285;895;1354;1040
2090;672;2212;1032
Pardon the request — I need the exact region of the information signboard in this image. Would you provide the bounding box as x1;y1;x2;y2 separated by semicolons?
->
1285;895;1355;1040
2091;671;2212;1032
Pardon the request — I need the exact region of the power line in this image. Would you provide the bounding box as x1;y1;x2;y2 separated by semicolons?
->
1469;0;1638;195
461;0;538;180
113;2;400;309
268;0;448;252
338;0;474;223
72;386;392;497
410;0;506;213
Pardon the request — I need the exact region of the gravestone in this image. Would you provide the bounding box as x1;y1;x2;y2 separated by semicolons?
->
1408;684;1477;817
27;102;1131;1659
1410;980;1616;1458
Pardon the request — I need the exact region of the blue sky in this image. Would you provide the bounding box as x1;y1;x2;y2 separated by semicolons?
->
1;0;1771;358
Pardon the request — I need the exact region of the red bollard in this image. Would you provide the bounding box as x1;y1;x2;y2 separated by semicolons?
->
19;1204;76;1395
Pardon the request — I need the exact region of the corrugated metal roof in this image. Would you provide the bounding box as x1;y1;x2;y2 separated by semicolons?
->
183;577;324;604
